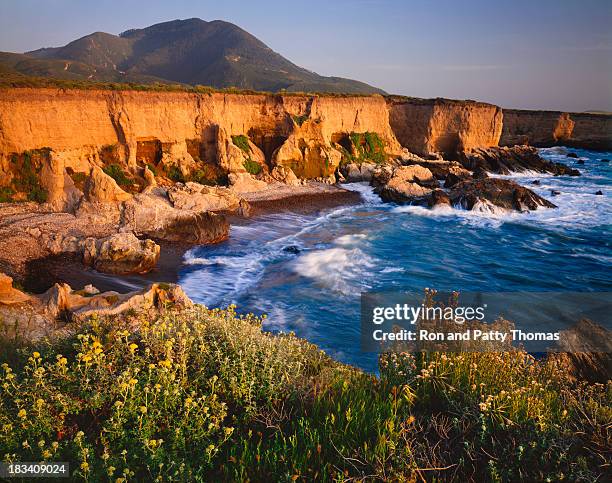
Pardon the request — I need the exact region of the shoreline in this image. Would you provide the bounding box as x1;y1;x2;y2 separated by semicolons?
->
20;184;363;294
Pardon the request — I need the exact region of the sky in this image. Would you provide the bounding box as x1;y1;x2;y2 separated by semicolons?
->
1;0;611;111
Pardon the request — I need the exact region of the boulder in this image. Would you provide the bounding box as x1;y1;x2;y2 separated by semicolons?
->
0;273;30;305
83;232;160;275
152;212;229;245
566;152;579;158
270;166;301;186
428;190;452;207
228;172;268;193
340;162;378;182
450;178;557;212
84;166;132;203
459;146;580;176
168;182;244;212
371;165;439;204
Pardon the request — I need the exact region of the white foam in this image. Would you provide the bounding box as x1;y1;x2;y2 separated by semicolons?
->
335;233;368;246
292;247;375;295
341;182;383;205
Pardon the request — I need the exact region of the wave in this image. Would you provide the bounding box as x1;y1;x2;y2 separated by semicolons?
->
292;246;375;295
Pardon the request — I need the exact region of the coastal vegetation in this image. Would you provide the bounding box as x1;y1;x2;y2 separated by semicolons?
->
1;306;609;481
102;164;132;187
0;73;378;98
231;134;263;175
2;149;50;203
339;132;387;166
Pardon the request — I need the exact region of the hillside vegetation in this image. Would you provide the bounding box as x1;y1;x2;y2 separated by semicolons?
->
1;306;609;481
0;18;383;95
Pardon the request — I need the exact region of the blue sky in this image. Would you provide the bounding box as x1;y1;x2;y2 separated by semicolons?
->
1;0;610;111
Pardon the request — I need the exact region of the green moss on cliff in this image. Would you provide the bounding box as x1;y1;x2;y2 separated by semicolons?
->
102;163;132;186
231;135;251;155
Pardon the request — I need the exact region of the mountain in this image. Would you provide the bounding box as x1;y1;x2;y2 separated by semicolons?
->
1;18;383;94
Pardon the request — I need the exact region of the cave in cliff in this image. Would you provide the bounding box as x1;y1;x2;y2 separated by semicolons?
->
247;129;288;165
136;138;163;165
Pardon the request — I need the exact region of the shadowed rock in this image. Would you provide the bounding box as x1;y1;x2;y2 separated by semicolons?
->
459;146;580;176
450;178;556;212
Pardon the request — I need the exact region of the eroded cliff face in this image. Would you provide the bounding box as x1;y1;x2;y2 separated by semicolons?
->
500;109;612;150
387;97;503;158
0;89;401;174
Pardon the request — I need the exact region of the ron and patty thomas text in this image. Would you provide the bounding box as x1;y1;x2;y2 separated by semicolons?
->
369;303;560;342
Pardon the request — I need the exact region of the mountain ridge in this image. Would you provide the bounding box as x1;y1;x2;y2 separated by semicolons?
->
1;18;384;94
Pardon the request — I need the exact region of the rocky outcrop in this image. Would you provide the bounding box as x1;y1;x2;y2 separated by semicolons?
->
167;182;245;212
45;232;160;274
228;172;269;193
449;178;556;212
148;211;229;244
0;274;193;341
339;162;378;182
458;146;580;175
272;118;342;179
121;191;230;244
387;97;503;158
0;272;30;305
83;165;132;203
501;109;612;151
372;165;438;204
550;319;611;383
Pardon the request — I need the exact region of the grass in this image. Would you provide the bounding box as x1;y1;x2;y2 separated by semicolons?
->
0;73;379;98
0;305;609;481
102;164;132;187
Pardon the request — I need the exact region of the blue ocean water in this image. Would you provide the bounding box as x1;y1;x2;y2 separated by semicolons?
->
179;148;612;372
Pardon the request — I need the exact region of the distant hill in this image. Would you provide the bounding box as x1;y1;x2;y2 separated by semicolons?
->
0;18;383;94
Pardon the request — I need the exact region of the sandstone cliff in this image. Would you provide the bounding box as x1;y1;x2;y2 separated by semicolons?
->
387;97;503;158
0;89;401;183
501;109;612;150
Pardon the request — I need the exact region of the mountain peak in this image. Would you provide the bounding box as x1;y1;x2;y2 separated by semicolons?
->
8;18;384;94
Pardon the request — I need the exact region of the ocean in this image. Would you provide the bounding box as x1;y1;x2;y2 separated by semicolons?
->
180;147;611;372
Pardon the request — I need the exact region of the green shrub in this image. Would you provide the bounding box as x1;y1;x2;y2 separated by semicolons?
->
167;164;185;183
146;163;158;176
231;135;251;155
10;149;50;203
0;306;609;482
349;131;386;164
0;186;15;203
243;159;262;175
102;164;132;186
292;114;309;126
27;185;48;203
